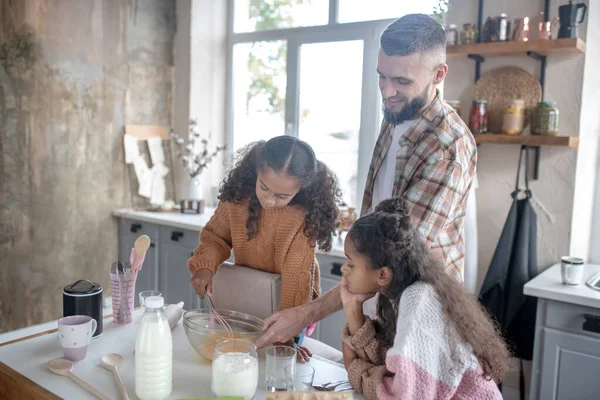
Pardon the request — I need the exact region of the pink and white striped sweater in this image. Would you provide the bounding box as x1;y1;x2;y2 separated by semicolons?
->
343;282;502;400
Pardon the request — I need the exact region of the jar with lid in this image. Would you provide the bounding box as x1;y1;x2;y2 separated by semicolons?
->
469;100;488;133
446;100;462;117
461;23;478;44
532;101;559;136
446;24;458;45
212;339;259;400
502;99;525;135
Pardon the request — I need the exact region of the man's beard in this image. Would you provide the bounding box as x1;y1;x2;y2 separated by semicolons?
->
382;85;430;125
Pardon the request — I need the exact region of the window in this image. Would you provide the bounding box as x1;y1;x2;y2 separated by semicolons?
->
232;40;287;150
338;0;444;24
298;41;364;205
234;0;329;32
226;0;447;208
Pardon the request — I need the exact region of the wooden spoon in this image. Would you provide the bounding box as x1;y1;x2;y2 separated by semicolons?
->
47;358;111;400
101;353;129;400
133;234;151;271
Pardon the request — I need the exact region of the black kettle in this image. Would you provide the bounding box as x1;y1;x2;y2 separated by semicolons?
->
558;0;587;39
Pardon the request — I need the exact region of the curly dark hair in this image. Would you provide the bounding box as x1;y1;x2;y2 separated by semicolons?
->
348;198;511;383
219;136;342;252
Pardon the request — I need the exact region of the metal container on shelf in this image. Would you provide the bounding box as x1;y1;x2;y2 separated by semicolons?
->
532;101;560;136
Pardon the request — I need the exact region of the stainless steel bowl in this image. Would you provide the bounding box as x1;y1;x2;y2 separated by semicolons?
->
183;308;264;360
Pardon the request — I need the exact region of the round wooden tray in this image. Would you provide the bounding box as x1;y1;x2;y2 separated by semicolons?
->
472;67;542;133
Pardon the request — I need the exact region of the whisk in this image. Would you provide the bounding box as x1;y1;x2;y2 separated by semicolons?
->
206;294;232;333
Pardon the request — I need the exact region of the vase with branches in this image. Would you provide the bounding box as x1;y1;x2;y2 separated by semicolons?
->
170;119;226;200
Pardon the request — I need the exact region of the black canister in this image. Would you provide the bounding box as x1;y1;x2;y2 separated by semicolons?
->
63;280;103;338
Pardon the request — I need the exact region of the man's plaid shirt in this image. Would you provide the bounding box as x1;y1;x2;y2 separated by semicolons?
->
361;93;477;280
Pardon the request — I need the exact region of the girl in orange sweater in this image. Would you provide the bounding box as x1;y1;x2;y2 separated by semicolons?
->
188;136;341;354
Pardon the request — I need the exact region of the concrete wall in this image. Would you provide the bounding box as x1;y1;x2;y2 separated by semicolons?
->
0;0;175;333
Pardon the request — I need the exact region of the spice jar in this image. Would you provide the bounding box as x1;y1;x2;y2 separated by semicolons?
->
446;24;459;45
532;101;560;136
446;100;462;117
502;99;525;135
461;23;478;45
469;100;488;133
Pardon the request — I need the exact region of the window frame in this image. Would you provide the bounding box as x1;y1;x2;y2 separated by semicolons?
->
225;0;399;208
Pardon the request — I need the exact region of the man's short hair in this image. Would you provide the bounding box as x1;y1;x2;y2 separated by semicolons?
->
380;14;447;65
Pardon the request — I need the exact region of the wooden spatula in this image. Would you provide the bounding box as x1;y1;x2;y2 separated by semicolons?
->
47;358;111;400
133;235;151;271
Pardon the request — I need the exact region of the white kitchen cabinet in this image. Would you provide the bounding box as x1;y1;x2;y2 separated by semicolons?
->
525;264;600;400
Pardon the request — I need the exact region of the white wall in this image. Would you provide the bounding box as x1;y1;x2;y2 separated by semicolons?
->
189;0;228;205
577;2;600;263
446;0;587;290
173;0;227;205
446;1;594;397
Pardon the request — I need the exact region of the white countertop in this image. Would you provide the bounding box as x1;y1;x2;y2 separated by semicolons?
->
112;207;217;231
524;263;600;309
0;310;359;399
113;208;347;259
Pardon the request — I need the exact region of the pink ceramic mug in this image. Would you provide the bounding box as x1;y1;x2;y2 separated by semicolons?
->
57;315;97;361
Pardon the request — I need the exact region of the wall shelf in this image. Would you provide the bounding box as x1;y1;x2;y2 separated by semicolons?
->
474;134;579;148
448;38;586;59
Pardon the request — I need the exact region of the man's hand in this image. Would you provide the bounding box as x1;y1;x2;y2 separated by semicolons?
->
256;306;309;349
190;269;213;299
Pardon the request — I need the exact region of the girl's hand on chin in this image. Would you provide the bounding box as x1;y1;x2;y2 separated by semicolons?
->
341;276;375;306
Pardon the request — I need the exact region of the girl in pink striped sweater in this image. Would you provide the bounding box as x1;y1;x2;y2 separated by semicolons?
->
340;198;510;400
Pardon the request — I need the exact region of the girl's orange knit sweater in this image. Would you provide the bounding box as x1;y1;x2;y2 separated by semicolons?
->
188;200;320;310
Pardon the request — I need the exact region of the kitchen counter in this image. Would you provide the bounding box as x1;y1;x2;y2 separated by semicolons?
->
113;208;347;258
524;263;600;309
0;311;359;399
525;263;600;399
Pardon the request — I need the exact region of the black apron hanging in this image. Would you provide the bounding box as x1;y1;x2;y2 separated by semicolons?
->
479;146;538;400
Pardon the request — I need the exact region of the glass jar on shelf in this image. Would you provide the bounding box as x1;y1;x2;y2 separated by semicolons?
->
469;100;488;133
446;24;459;45
532;101;560;136
446;100;462;118
461;23;478;45
502;99;525;136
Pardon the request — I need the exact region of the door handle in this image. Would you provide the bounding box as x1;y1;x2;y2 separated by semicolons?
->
171;231;184;242
130;223;142;233
149;243;156;248
583;314;600;334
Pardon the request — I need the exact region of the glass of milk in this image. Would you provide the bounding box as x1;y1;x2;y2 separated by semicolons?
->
212;339;259;400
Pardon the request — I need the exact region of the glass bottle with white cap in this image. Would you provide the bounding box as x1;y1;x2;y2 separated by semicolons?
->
135;296;172;400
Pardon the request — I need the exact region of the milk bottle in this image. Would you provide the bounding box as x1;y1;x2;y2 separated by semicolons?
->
135;296;172;400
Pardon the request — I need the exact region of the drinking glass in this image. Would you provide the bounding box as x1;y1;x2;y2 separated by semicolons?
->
265;345;296;392
285;364;315;391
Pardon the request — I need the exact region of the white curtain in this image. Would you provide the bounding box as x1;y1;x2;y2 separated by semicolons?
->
463;174;479;294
